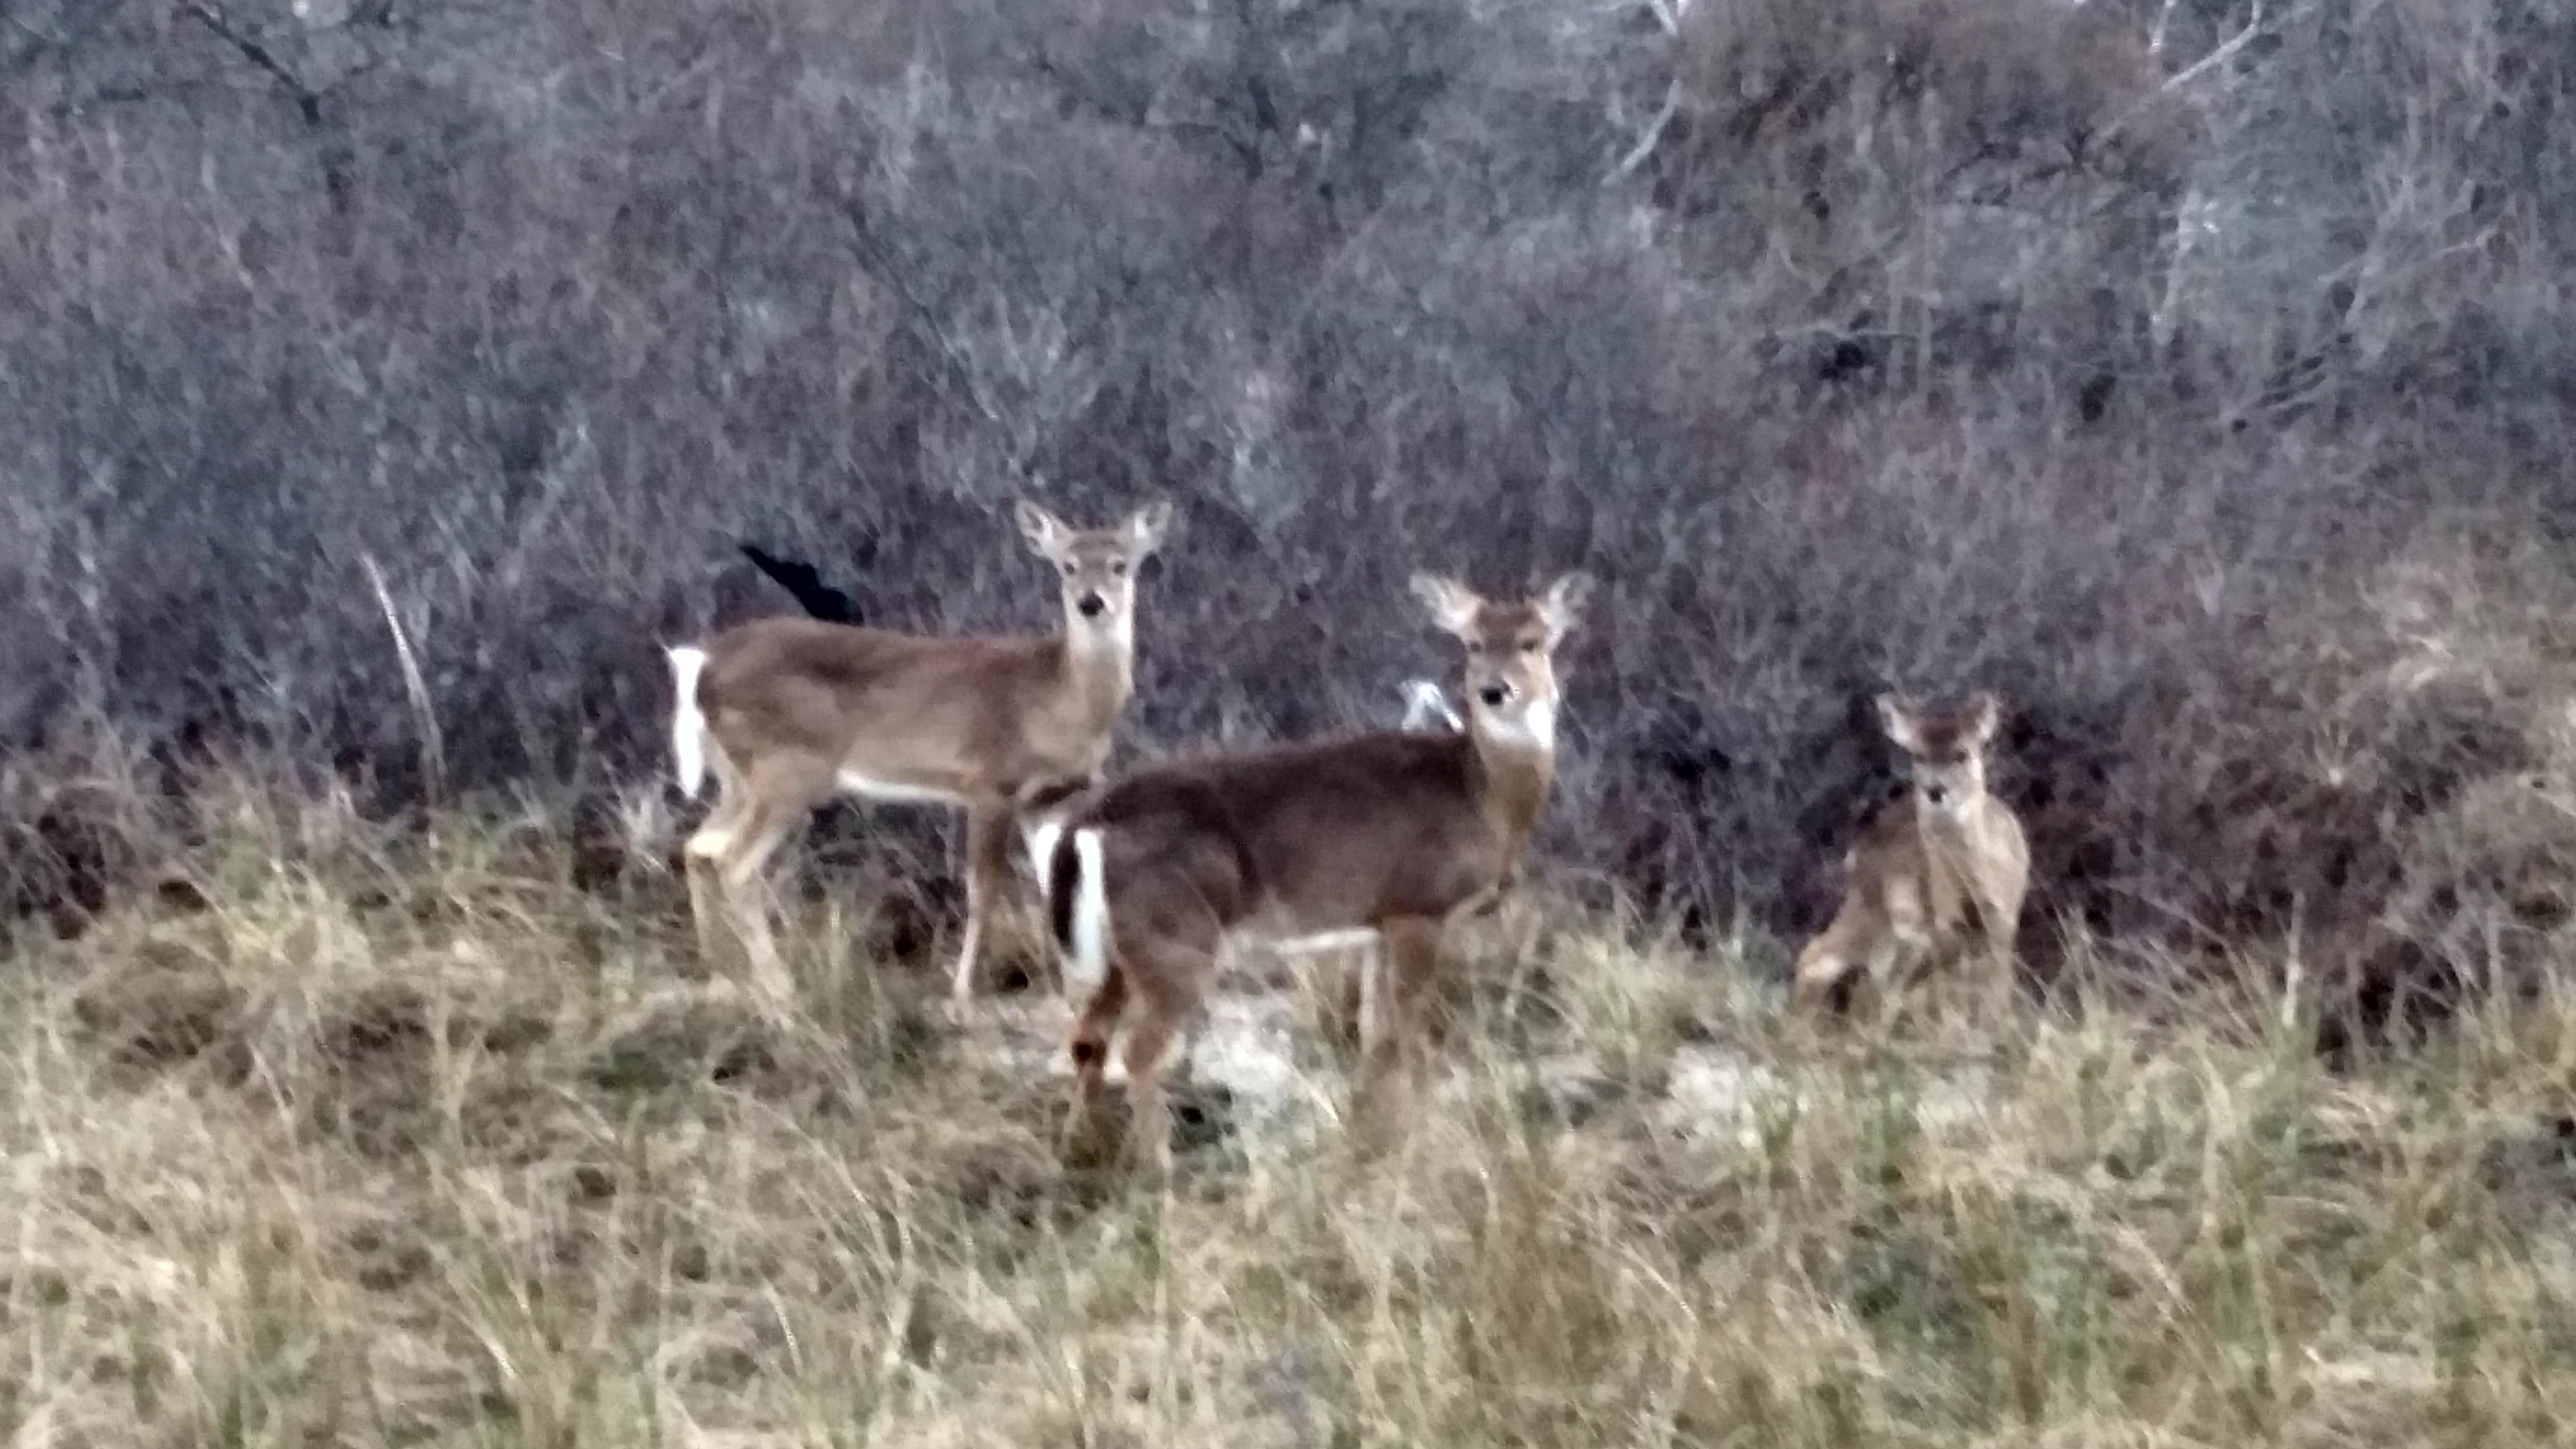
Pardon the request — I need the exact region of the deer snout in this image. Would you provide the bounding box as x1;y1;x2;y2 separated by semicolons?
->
1076;591;1107;618
1922;783;1951;807
1477;682;1511;708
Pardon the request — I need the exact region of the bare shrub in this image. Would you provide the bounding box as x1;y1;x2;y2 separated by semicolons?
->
0;0;2571;1016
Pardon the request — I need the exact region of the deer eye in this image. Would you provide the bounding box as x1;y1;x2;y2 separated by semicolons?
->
1109;560;1128;577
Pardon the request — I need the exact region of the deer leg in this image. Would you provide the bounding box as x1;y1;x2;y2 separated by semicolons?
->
683;748;754;971
1354;916;1444;1155
1862;929;1924;1028
1977;907;2023;1017
712;769;826;1004
1117;982;1195;1181
1060;959;1129;1165
1335;939;1378;1059
951;801;1016;1003
1793;914;1863;1015
1083;930;1216;1180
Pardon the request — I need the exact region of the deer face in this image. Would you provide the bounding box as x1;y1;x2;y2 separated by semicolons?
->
1018;499;1173;638
1412;571;1593;749
1878;692;1999;825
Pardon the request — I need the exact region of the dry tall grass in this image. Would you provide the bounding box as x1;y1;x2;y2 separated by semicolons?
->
5;781;2575;1447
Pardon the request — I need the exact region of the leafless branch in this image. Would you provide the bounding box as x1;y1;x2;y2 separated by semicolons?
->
359;553;444;808
1603;78;1681;187
181;1;321;125
2103;0;2284;146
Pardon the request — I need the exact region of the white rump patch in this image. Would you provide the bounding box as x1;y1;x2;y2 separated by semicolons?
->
1066;829;1111;992
1022;817;1067;888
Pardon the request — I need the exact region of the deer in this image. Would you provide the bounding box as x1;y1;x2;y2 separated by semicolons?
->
665;498;1173;1004
1791;691;2031;1018
1038;569;1592;1175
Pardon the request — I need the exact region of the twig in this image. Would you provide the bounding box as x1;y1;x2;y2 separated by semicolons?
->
2148;0;2185;63
1603;78;1681;187
180;2;321;125
2101;0;2282;147
180;1;355;209
359;553;445;808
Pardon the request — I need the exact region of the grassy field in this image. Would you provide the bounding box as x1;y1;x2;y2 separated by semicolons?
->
5;784;2576;1448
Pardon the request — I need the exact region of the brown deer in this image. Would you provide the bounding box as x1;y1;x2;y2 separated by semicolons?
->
1792;691;2030;1016
666;498;1172;1002
1041;570;1592;1173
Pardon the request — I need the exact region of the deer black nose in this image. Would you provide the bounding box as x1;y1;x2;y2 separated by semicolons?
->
1076;593;1106;618
1923;784;1950;806
1478;684;1509;707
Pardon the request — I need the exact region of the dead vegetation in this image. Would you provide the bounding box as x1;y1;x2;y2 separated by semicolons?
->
5;783;2576;1446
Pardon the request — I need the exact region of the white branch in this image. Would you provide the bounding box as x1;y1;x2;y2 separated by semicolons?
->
2104;0;2282;145
359;553;444;807
1603;78;1681;187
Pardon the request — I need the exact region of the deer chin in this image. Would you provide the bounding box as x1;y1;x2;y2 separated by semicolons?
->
1474;696;1557;753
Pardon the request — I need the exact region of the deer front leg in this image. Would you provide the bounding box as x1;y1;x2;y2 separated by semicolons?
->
1793;911;1868;1015
1353;917;1444;1156
952;802;1016;1003
1975;894;2023;1017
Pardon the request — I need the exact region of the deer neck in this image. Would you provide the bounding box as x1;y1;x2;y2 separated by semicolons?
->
1911;794;1985;859
1054;617;1136;729
1466;711;1558;860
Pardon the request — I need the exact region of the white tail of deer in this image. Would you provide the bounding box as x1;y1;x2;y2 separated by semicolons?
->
1792;691;2030;1016
667;498;1172;1002
668;645;710;797
1041;569;1592;1174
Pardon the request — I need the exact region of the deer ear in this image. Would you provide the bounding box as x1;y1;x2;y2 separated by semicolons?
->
1875;693;1926;753
1538;571;1594;643
1963;691;2002;749
1126;498;1174;556
1409;572;1482;639
1016;500;1070;561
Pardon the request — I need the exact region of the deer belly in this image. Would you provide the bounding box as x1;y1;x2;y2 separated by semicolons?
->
1250;927;1383;958
834;770;970;808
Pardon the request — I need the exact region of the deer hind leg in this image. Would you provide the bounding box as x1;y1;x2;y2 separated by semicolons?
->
707;763;830;1004
684;743;755;974
1061;959;1130;1166
1115;970;1201;1180
1353;916;1445;1156
950;801;1017;1003
1329;939;1378;1062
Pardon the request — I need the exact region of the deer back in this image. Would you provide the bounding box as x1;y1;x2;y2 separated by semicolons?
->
1078;730;1526;935
698;617;1108;794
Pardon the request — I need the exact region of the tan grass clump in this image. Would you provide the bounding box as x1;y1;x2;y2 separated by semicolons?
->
4;787;2576;1445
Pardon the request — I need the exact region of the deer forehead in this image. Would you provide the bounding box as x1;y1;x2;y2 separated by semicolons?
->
1464;602;1550;649
1898;711;1988;756
1055;536;1139;570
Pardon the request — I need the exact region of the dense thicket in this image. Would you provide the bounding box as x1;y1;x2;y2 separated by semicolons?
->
4;0;2575;1003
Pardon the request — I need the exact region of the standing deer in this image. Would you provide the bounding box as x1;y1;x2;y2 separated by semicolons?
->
1041;569;1592;1174
666;498;1173;1002
1792;691;2030;1016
